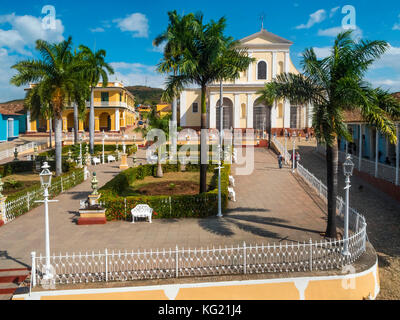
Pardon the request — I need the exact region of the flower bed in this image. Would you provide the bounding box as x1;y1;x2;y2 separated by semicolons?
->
99;163;230;221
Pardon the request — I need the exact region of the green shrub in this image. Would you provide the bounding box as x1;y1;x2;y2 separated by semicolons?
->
100;163;230;221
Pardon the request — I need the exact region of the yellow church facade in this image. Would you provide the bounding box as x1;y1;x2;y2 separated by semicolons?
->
26;82;136;133
179;29;313;134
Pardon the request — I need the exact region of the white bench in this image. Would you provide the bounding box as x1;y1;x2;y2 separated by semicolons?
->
108;155;116;163
131;204;153;223
92;157;101;166
229;175;235;187
228;187;236;202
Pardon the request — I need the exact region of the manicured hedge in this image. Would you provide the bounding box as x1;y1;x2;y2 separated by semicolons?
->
0;159;76;178
99;163;230;221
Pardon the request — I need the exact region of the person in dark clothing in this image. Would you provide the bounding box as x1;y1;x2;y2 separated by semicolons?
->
278;153;283;169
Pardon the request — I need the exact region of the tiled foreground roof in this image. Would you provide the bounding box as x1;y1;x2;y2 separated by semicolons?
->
0;100;26;116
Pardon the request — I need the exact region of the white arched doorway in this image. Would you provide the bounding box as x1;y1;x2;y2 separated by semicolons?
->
215;98;233;131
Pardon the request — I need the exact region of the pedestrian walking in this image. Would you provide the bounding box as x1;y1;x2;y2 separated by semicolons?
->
305;133;309;142
278;153;283;169
295;152;301;168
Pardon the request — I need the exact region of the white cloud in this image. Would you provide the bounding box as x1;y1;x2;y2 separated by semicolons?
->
90;27;105;33
368;78;400;92
296;9;326;29
318;26;363;39
0;13;65;101
393;14;400;30
110;62;165;88
329;6;340;18
151;42;166;53
0;13;64;55
313;46;331;59
370;45;400;72
113;13;149;38
0;48;25;102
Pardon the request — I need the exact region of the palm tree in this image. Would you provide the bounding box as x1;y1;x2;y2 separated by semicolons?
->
71;51;91;144
78;46;114;154
155;11;194;159
11;37;89;176
270;30;400;238
163;13;253;193
134;108;171;177
256;83;278;149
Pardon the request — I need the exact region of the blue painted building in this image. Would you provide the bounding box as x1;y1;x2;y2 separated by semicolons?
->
0;100;27;142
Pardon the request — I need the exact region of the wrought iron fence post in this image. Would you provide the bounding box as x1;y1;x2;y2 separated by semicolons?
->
309;239;313;271
61;177;64;193
105;248;108;282
31;251;36;287
175;245;179;278
243;242;247;274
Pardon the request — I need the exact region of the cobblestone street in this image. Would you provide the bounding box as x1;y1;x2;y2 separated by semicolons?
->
276;137;400;299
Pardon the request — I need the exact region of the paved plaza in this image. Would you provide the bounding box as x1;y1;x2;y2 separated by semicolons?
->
0;148;328;270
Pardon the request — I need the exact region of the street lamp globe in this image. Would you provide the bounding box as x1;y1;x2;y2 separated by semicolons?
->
343;155;354;177
40;162;52;189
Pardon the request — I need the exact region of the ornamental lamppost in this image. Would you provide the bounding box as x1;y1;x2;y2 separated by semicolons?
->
215;144;224;218
78;133;84;168
342;154;354;256
102;130;108;164
36;162;58;280
284;130;288;164
91;172;99;195
292;131;297;172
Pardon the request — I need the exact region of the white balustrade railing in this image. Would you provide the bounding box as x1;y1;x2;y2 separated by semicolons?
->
31;225;367;287
3;169;84;224
316;143;397;184
0;141;47;161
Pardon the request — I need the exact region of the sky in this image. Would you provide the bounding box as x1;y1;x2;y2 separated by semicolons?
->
0;0;400;102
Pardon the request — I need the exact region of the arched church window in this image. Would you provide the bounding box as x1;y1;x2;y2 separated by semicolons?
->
257;61;267;80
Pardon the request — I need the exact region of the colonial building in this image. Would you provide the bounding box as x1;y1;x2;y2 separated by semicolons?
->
26;82;136;133
0;100;27;141
178;28;313;134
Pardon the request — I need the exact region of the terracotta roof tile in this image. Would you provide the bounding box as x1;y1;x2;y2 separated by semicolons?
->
0;100;26;116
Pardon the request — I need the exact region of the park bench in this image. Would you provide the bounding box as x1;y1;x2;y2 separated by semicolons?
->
228;187;236;202
107;155;116;163
92;157;101;166
229;175;235;187
131;204;153;224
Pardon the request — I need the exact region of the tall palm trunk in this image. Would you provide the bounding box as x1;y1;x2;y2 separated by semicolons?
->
171;69;178;161
200;85;208;194
49;117;52;148
73;103;79;144
89;87;95;154
325;139;339;238
267;106;272;149
157;157;164;178
54;117;63;176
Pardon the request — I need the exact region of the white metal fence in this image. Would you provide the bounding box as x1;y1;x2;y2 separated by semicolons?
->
3;169;84;224
30;140;368;286
0;141;47;161
31;226;366;287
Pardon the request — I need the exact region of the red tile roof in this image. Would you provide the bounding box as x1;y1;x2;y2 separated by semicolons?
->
0;100;26;116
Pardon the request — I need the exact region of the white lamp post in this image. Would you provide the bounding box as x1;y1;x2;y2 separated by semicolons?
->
284;130;288;164
102;130;108;164
342;154;354;256
36;162;58;280
215;144;224;218
78;132;84;168
292;131;297;172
